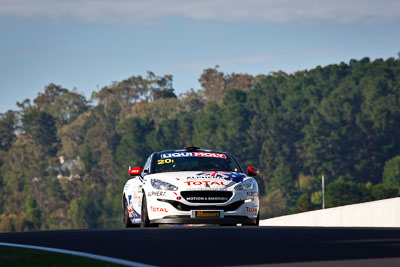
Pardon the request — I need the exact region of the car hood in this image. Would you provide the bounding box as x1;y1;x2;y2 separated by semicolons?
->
144;171;249;191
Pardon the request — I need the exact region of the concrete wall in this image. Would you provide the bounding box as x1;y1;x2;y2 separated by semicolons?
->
260;197;400;227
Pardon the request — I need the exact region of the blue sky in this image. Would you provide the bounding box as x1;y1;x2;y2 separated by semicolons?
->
1;0;400;113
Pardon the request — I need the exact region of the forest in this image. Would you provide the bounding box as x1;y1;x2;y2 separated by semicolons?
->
1;57;400;231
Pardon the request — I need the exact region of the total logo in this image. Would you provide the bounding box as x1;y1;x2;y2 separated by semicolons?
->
245;207;258;213
184;181;227;186
150;206;169;212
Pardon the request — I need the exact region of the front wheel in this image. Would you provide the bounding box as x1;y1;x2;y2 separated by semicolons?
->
123;197;134;228
140;194;159;228
243;213;259;226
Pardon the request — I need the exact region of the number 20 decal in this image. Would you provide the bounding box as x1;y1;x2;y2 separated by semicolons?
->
158;159;174;165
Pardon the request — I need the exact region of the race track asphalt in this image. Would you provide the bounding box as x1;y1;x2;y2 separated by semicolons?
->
1;226;400;266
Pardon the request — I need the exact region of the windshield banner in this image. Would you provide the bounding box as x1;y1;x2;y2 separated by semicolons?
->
161;152;226;159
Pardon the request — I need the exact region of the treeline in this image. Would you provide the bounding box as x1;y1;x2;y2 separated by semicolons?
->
1;58;400;231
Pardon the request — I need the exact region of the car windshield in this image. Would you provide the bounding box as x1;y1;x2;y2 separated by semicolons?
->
153;152;240;173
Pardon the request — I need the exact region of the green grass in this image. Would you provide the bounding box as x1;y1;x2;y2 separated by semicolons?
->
0;246;124;267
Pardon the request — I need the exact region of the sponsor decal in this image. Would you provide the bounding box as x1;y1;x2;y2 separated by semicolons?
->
186;188;227;191
195;211;220;218
127;195;132;213
187;174;227;180
186;196;229;201
184;180;227;186
161;152;226;159
150;206;168;212
131;218;141;224
187;176;212;179
247;192;258;197
196;171;246;183
129;168;141;175
245;207;258;213
147;191;166;197
157;158;174;165
127;195;141;220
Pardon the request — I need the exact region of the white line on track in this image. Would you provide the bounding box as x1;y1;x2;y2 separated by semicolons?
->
0;242;157;267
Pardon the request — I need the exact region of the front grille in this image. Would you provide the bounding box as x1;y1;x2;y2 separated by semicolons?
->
181;191;233;203
158;199;245;212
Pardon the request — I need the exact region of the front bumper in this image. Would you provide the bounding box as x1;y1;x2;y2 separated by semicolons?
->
146;190;259;224
151;215;257;225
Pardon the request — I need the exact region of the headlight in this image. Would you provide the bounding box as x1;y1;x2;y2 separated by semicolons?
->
151;179;178;191
234;179;255;191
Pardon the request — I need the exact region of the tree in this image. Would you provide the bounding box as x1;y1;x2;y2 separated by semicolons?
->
92;72;176;117
295;194;311;212
128;98;181;127
114;117;154;177
217;89;250;159
259;189;289;219
24;195;41;229
0;111;16;152
57;112;88;159
1;58;400;231
67;189;101;229
326;178;366;207
199;66;226;102
225;73;253;92
68;198;88;228
146;119;181;151
268;163;297;205
33;84;88;126
21;109;58;154
382;156;400;188
368;183;398;201
192;102;221;149
199;66;254;102
82;104;119;180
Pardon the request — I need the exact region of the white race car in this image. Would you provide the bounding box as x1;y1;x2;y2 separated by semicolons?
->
122;147;260;227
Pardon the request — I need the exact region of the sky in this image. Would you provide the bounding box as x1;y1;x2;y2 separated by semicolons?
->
1;0;400;113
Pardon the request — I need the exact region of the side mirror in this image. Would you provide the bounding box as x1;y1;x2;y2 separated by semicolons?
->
129;167;143;176
247;166;259;177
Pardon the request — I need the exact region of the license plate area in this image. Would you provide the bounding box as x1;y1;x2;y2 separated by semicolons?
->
191;210;224;218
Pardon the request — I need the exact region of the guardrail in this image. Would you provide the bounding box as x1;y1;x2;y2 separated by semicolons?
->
260;197;400;227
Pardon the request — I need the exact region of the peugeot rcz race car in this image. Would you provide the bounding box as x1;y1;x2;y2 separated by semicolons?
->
122;147;260;227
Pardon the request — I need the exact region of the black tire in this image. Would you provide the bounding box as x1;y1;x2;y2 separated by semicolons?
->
243;213;259;226
140;194;159;228
123;196;134;228
220;223;237;226
255;212;260;226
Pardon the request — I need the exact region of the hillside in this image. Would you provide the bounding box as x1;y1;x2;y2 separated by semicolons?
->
1;58;400;231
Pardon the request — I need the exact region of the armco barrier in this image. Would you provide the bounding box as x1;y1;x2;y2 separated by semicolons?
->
260;197;400;227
